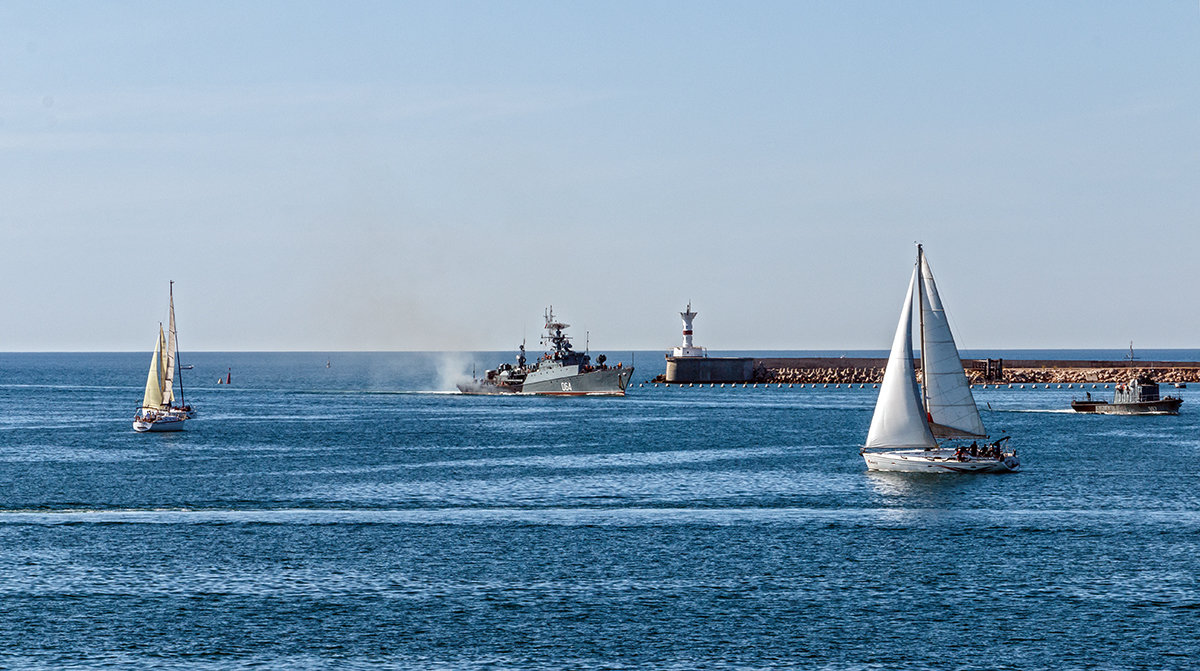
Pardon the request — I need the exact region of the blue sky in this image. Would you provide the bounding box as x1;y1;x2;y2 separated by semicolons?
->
2;1;1198;351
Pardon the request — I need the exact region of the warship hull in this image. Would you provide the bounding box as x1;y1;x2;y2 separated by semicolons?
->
458;367;634;396
521;367;633;395
1071;398;1183;415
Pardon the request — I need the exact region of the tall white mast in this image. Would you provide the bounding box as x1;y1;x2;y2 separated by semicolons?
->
917;245;929;415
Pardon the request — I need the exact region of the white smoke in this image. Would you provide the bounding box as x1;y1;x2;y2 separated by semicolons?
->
434;352;477;392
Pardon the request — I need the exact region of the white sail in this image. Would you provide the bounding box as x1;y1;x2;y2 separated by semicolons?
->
141;332;164;410
865;267;937;449
156;325;173;406
919;252;987;439
163;292;177;405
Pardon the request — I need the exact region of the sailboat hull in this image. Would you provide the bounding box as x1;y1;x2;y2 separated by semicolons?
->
862;448;1019;473
133;414;186;432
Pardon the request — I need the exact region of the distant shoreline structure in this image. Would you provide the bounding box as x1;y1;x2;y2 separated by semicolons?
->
655;357;1200;385
753;358;1200;385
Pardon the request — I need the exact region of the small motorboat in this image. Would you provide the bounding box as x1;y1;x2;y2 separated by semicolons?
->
1071;375;1183;415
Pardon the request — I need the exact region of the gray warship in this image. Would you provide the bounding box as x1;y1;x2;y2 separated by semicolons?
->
457;307;634;396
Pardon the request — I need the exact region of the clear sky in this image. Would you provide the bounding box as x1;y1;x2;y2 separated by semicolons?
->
2;1;1198;351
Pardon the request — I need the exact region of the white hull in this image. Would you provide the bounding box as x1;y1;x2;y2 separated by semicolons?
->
862;448;1019;473
133;414;186;432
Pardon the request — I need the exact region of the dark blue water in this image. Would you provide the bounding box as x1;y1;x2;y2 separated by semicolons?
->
1;352;1198;669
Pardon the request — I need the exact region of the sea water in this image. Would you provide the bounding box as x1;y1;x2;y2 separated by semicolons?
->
0;351;1198;669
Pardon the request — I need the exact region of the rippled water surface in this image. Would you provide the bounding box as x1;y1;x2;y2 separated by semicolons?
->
1;352;1199;669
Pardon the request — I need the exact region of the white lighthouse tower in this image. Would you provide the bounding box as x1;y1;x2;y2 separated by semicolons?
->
671;302;706;358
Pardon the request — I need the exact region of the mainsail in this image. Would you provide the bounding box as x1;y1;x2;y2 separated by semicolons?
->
142;330;165;410
918;252;987;439
865;266;937;449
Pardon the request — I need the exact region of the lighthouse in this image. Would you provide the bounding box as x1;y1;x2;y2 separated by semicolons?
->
664;302;752;383
671;302;706;358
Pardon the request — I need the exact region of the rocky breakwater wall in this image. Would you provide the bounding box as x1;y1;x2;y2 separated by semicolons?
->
753;358;1200;385
761;364;886;384
986;365;1200;385
754;358;887;384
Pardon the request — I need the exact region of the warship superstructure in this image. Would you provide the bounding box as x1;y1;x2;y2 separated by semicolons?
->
457;307;634;396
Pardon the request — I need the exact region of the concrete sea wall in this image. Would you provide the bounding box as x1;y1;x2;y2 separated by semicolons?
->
664;356;755;383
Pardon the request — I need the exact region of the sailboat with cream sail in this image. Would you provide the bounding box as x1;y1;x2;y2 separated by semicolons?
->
133;283;192;432
860;245;1019;473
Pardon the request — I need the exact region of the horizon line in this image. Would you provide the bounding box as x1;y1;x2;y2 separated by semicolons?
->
3;347;1199;355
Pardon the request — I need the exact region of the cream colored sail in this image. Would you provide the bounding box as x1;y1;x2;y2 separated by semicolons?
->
865;266;937;449
141;331;165;410
919;252;987;439
157;325;174;405
163;293;177;405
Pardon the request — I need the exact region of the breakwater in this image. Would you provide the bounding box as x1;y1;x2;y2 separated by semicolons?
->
752;358;1200;385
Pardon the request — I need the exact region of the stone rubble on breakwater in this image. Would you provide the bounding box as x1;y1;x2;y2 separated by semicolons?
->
960;367;1200;385
756;365;885;385
650;358;1200;385
748;358;1200;385
754;366;1200;385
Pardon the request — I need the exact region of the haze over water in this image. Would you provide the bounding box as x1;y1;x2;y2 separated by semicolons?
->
1;352;1198;669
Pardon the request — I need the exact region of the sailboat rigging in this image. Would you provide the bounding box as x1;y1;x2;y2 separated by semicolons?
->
165;281;194;418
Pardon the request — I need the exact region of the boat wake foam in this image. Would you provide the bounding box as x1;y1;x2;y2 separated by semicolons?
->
989;408;1076;414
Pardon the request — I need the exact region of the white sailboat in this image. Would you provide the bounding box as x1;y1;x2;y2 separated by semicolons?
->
861;245;1019;473
133;283;191;432
133;325;185;432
